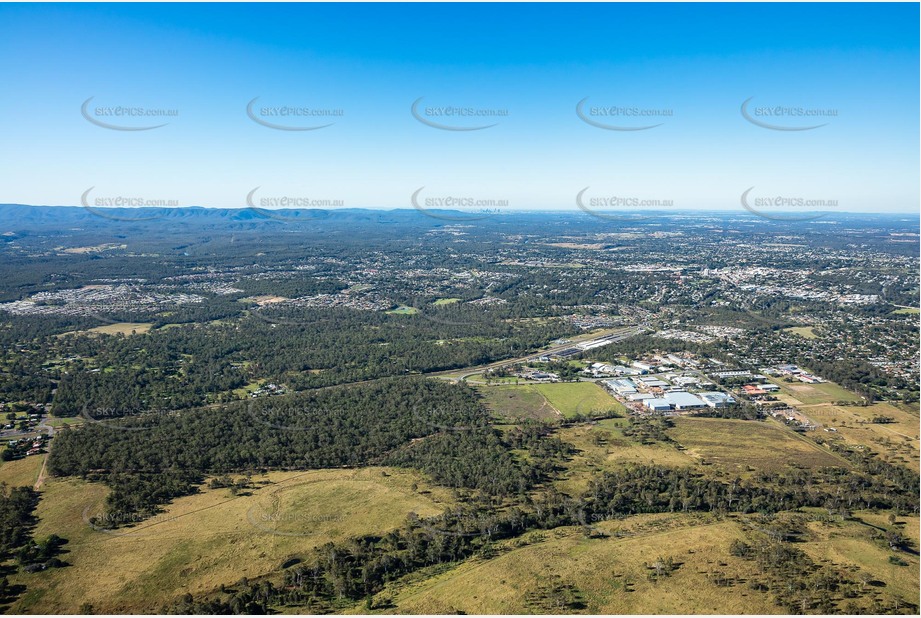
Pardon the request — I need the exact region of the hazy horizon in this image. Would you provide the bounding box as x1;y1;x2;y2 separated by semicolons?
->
1;3;919;216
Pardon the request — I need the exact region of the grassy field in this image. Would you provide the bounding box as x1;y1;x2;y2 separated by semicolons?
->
43;417;84;429
800;512;921;608
797;401;920;472
477;385;561;422
784;325;818;339
352;511;918;615
477;382;626;422
231;378;266;398
433;298;461;305
370;515;780;614
0;453;46;487
88;322;153;336
385;305;419;315
892;307;920;315
57;322;153;338
556;419;695;495
7;467;453;614
534;382;626;419
766;376;862;405
668;417;848;474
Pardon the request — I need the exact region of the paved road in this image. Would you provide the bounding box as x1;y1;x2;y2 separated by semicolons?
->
432;325;649;383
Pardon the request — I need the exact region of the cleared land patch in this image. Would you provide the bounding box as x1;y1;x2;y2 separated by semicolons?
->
784;326;818;339
556;419;695;495
534;382;626;419
766;376;861;405
379;516;780;615
477;385;561;422
57;322;153;338
0;453;46;487
8;467;452;614
800;402;920;472
669;418;847;474
240;295;289;306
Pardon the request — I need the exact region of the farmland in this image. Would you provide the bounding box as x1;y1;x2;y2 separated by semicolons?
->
797;401;920;472
477;382;625;422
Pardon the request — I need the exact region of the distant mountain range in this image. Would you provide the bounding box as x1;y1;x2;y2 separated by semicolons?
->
0;203;916;234
0;203;462;230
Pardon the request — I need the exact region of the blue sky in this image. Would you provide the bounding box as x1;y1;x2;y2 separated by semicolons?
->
0;2;918;213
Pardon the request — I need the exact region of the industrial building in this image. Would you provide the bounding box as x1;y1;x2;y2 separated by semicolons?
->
628;393;655;401
606;379;637;395
644;398;672;412
663;391;706;410
698;392;736;408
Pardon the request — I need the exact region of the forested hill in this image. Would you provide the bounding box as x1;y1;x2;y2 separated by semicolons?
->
47;378;536;523
0;203;465;232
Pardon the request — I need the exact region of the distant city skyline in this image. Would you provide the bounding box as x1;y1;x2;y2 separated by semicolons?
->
0;2;918;214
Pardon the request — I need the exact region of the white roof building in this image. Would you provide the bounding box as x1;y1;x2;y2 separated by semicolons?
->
664;391;706;410
698;392;736;408
644;398;672;412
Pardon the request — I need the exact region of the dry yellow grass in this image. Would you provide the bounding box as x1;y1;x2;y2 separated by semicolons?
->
800;513;920;608
556;419;694;495
87;322;153;335
669;417;847;474
9;467;453;614
764;377;861;405
57;322;153;338
381;515;781;615
802;402;920;472
784;326;818;339
0;454;46;488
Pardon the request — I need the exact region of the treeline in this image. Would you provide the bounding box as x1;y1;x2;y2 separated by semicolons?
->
799;357;902;403
0;484;66;608
0;484;39;562
385;422;573;497
49;379;540;523
730;515;917;614
384;430;535;497
164;458;920;614
44;307;572;415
